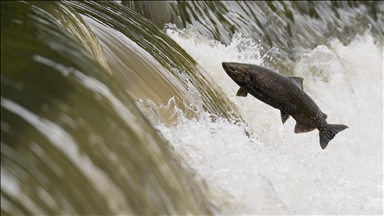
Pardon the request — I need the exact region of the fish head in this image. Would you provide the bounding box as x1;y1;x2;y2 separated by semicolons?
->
222;62;252;86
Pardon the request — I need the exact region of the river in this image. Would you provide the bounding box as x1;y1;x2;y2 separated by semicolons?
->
1;1;383;215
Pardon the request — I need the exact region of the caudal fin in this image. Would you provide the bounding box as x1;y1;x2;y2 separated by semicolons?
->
319;124;348;149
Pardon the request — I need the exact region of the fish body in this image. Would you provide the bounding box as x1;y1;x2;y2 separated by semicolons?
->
222;62;348;149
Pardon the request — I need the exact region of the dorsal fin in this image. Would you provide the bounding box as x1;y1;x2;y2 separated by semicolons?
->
236;87;248;97
290;77;304;90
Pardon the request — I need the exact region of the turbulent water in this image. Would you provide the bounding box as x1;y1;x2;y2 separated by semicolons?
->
2;1;383;215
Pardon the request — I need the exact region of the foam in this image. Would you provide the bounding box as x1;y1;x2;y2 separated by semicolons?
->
159;29;383;214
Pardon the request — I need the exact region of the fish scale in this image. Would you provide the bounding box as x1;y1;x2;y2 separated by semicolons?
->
222;62;348;149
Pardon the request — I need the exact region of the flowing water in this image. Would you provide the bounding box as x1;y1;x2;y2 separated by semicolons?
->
1;1;383;215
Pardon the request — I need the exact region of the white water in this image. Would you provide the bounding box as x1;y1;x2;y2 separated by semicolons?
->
158;29;383;214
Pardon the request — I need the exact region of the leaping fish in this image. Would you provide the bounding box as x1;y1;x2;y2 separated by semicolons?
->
222;62;348;149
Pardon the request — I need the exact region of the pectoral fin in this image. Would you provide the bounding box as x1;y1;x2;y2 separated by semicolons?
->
281;111;290;124
236;87;248;97
290;77;304;90
294;121;316;133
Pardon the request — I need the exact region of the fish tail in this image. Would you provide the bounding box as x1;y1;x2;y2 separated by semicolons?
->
319;124;348;149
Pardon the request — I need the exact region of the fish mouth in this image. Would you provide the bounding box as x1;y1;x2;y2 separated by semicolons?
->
222;62;251;85
222;62;231;73
222;62;239;78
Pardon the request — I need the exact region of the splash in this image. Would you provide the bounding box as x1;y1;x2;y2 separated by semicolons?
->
159;28;383;214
